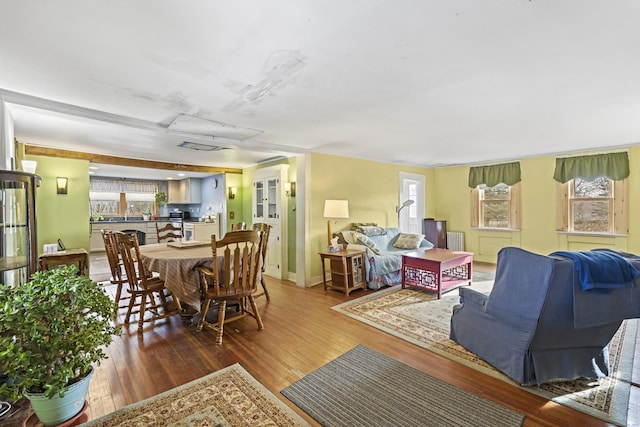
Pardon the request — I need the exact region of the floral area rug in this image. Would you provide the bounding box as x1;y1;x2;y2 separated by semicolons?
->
332;282;637;426
83;364;310;426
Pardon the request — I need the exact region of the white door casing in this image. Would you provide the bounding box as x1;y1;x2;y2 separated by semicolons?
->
399;172;425;234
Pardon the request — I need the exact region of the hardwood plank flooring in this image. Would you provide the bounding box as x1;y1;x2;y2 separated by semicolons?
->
9;260;637;426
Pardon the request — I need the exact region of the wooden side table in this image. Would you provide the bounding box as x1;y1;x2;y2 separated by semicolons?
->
38;248;89;276
319;249;366;295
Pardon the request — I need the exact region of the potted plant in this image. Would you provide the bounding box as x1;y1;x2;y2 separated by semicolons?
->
155;191;167;205
0;265;120;426
142;207;152;221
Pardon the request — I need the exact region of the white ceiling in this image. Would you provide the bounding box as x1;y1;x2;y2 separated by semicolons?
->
2;1;640;179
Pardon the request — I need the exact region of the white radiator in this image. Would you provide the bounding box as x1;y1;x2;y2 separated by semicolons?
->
446;232;465;251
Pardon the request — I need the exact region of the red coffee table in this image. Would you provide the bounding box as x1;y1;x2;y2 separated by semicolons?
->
401;248;473;298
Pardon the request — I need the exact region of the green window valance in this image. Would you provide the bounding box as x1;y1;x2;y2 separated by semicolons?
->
553;152;629;183
468;161;521;188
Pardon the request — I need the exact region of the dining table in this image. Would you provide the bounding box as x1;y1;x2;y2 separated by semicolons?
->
138;241;213;316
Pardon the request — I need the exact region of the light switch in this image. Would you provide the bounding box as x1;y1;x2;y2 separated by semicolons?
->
229;211;235;219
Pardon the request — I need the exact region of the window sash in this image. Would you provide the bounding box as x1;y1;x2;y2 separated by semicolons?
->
557;177;627;235
471;183;519;229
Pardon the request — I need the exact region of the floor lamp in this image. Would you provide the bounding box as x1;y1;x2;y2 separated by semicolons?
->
323;200;349;245
396;199;414;227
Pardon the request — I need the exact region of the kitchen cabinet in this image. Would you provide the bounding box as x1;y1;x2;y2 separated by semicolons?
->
168;178;202;204
253;176;280;221
0;171;40;286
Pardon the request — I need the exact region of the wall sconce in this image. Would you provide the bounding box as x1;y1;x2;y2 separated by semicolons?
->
228;186;237;199
284;181;296;197
56;177;68;194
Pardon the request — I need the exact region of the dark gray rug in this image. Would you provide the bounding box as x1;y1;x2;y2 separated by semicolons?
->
281;345;524;427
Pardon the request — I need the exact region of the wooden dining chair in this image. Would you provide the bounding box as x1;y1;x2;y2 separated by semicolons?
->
118;232;180;334
100;229;129;313
196;229;264;344
231;221;247;231
251;222;272;301
156;222;182;242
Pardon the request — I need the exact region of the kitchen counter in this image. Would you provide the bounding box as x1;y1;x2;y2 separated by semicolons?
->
89;218;176;251
90;217;174;224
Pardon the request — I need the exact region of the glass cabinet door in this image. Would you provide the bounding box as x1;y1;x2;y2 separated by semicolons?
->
254;180;264;220
0;171;39;287
267;177;279;219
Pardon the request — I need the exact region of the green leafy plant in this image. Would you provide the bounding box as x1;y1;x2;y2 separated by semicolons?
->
0;266;120;400
142;207;152;215
155;191;167;205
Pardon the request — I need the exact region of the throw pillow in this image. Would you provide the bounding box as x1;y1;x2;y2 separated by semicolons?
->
356;234;382;255
352;224;387;236
393;233;425;249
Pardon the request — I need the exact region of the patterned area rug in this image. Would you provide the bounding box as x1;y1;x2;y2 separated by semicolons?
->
282;345;524;427
332;282;637;426
83;364;310;426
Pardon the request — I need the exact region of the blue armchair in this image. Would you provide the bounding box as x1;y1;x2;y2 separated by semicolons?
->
450;247;640;385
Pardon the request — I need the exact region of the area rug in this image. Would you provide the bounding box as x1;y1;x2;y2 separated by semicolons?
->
281;344;525;427
332;282;637;426
83;364;310;426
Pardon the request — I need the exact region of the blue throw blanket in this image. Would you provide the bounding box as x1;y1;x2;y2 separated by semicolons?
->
551;250;640;291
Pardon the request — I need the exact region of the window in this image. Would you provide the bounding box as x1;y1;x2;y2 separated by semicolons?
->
90;178;159;218
557;176;627;235
570;177;612;233
470;182;520;229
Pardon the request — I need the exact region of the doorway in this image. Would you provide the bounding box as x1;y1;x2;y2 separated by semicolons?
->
398;172;425;234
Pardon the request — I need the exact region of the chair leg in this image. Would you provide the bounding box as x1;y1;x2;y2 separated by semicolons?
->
215;300;227;345
247;295;264;330
124;292;136;324
114;283;123;314
138;294;147;334
260;275;270;302
196;298;212;332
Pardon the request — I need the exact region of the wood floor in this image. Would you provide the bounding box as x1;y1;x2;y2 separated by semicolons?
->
35;260;640;426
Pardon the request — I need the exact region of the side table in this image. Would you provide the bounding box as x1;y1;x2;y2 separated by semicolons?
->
319;249;366;295
38;248;89;276
402;248;473;298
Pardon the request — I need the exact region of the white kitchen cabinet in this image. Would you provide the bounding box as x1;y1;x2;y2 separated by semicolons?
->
168;178;202;204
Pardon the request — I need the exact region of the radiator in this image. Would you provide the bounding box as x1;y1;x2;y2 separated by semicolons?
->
446;232;465;251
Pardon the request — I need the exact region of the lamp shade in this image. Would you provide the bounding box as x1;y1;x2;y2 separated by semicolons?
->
323;200;349;218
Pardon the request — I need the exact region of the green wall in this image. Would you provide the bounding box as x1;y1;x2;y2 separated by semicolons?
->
224;172;244;231
434;147;640;263
28;155;90;255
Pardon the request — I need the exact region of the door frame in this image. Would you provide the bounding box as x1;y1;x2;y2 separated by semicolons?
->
399;172;425;233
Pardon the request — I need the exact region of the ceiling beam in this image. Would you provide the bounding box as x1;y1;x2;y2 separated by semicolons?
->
25;145;242;174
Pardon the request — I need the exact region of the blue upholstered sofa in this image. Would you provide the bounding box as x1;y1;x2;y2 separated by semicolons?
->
450;247;640;385
337;227;433;289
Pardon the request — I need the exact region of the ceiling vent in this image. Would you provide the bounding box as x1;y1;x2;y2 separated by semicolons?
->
178;141;229;151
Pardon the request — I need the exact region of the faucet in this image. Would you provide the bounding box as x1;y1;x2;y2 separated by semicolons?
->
124;203;133;221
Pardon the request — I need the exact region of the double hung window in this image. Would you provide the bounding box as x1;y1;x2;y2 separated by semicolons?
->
554;152;629;235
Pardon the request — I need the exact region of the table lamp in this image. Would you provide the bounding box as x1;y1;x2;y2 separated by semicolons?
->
323;200;349;245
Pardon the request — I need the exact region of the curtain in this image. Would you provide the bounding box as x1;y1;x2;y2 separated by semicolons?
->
553;152;629;183
468;161;521;188
90;178;158;193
